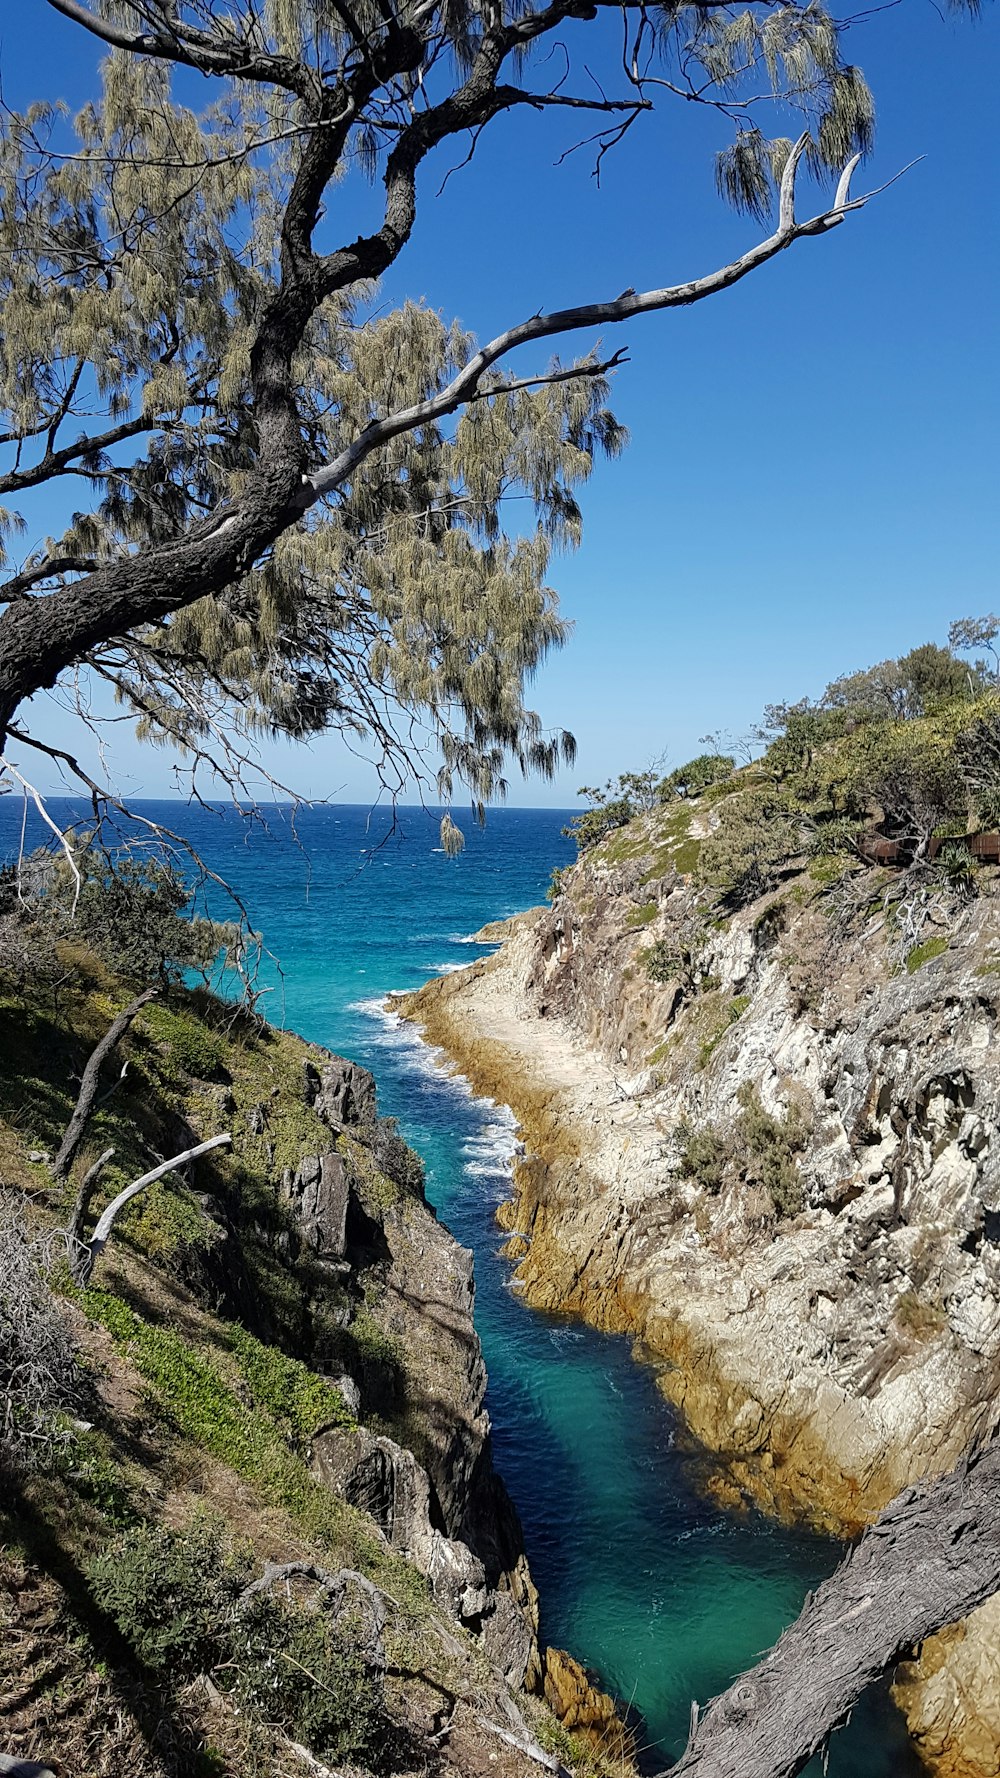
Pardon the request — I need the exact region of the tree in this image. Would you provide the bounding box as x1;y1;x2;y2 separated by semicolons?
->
950;614;1000;683
0;0;901;821
660;754;735;800
839;714;968;855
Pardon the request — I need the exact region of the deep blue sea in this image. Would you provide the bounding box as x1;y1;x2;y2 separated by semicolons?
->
1;799;920;1773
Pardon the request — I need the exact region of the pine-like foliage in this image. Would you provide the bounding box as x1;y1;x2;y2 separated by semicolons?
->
0;0;972;811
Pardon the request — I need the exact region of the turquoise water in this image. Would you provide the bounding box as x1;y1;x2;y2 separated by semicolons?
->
3;801;920;1773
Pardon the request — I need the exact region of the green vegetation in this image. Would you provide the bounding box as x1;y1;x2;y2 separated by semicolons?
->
660;754;735;799
88;1515;385;1765
626;901;658;928
580;618;1000;916
674;1120;728;1192
906;935;949;974
696;994;751;1069
0;845;238;989
674;1081;809;1217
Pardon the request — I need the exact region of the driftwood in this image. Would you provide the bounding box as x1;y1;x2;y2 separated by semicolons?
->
71;1131;231;1284
236;1560;388;1670
665;1440;1000;1778
52;987;158;1181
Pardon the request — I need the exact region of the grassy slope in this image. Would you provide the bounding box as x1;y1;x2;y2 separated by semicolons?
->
0;951;610;1778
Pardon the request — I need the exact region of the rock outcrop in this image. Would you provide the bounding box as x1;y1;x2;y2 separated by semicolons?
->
398;808;1000;1777
269;1049;541;1689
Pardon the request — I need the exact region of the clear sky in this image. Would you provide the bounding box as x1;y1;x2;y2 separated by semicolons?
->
1;1;997;809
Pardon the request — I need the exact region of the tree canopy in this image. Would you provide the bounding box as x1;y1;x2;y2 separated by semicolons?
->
0;0;918;821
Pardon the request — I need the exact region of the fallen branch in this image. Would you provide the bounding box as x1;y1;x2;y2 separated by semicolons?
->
72;1131;231;1284
477;1716;561;1772
52;987;158;1181
236;1560;388;1669
665;1440;1000;1778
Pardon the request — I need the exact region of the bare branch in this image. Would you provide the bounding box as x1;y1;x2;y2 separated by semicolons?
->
52;988;159;1183
73;1131;232;1285
308;148;878;503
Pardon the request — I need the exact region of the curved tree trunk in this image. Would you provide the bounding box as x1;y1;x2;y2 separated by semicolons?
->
666;1441;1000;1778
52;987;158;1181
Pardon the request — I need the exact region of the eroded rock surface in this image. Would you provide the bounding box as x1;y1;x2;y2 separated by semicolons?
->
398;827;1000;1777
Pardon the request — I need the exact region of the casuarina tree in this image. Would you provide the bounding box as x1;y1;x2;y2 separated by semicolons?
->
0;0;974;818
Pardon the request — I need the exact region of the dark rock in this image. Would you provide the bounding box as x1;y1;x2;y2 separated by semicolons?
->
282;1151;350;1260
304;1055;377;1129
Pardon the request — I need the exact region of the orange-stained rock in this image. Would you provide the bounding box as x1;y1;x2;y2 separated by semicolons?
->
542;1646;637;1769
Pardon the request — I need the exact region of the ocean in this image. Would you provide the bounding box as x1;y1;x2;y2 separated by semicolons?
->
1;798;920;1773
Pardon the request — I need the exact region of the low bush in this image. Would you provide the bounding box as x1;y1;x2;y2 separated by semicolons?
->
733;1082;809;1217
1;1199;88;1469
88;1516;385;1764
674;1120;728;1192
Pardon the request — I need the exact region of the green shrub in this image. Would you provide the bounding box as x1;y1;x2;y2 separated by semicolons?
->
674;1120;728;1191
88;1516;384;1764
699;789;802;905
734;1082;809;1216
233;1590;383;1765
87;1514;249;1677
934;841;976;895
660;754;735;800
643;940;678;985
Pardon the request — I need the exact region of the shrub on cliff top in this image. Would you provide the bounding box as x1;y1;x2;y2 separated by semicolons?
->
699;789;802;906
660;754;735;800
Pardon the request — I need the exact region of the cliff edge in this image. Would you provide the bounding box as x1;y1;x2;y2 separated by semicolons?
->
398;793;1000;1778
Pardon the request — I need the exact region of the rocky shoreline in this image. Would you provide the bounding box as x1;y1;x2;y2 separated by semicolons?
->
394;849;1000;1778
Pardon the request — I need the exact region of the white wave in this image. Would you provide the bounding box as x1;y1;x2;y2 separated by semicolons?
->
422;961;467;975
452;932;499;945
463;1159;513;1179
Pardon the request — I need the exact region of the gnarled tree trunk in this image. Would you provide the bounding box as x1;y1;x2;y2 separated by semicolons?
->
666;1441;1000;1778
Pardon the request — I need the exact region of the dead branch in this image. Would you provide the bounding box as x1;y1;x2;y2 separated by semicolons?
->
52;988;158;1182
71;1131;231;1285
65;1145;115;1252
664;1439;1000;1778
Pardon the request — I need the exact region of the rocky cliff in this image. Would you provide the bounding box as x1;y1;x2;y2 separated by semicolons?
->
0;965;609;1778
398;795;1000;1778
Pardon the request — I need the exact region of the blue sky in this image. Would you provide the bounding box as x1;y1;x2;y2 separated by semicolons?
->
1;1;997;809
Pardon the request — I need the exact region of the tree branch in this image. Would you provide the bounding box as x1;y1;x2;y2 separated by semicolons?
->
308;137;867;501
72;1131;232;1285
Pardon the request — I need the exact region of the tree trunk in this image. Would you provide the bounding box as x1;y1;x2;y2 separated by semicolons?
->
665;1440;1000;1778
52;988;158;1181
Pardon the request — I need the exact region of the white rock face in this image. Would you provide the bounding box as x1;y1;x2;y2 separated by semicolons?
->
407;827;1000;1776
